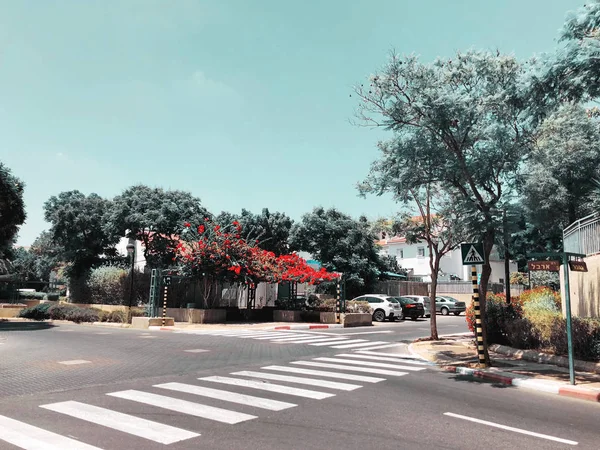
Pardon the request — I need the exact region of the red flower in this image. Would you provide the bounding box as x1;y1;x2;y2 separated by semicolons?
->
232;221;239;226
184;222;191;228
198;225;205;234
214;225;221;231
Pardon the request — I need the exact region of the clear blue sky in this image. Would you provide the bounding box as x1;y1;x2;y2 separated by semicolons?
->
0;0;583;245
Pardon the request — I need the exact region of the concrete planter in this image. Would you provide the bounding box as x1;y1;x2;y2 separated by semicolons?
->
342;313;372;327
131;317;174;329
166;308;226;324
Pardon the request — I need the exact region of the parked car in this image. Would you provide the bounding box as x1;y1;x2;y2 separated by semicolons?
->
435;296;466;316
351;294;401;322
401;295;431;318
395;297;426;320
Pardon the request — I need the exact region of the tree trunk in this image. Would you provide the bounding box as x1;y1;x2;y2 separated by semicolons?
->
503;209;511;305
429;260;440;340
478;230;495;366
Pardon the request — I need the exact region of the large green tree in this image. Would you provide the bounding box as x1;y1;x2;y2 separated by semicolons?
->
355;51;532;363
519;104;600;248
0;162;26;261
289;207;387;298
216;208;294;256
105;185;208;268
44;191;119;300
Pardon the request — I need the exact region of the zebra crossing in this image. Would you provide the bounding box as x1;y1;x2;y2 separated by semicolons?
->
174;328;404;351
0;351;429;449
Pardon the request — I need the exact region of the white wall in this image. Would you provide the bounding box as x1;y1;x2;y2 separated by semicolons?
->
115;237;146;272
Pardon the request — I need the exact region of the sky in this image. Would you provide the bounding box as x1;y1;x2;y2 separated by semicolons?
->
0;0;584;246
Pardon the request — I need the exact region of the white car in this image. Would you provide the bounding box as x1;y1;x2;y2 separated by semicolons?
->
351;294;402;322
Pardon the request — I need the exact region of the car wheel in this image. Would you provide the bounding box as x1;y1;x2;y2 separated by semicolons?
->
411;316;418;321
441;307;449;316
373;309;386;322
397;311;405;321
454;312;461;316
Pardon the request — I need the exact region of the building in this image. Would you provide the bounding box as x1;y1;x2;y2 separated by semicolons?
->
376;236;517;283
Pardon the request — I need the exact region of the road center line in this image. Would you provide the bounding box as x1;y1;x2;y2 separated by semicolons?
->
443;413;578;446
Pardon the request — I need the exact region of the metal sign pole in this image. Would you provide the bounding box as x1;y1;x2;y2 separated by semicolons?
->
562;254;576;385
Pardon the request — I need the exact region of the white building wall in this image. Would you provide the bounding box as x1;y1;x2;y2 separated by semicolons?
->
116;237;146;272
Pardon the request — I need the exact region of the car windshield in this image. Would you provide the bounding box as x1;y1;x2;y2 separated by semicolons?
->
393;297;412;305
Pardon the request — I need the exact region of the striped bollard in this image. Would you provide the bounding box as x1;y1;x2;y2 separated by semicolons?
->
471;265;487;367
161;285;169;327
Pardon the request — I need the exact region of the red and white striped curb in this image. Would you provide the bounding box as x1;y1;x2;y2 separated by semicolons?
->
271;324;343;330
443;366;600;402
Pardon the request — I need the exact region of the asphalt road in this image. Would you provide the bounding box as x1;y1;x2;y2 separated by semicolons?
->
0;316;598;449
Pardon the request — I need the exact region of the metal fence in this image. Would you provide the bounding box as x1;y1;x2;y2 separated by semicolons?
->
434;281;507;295
375;281;429;297
563;213;600;256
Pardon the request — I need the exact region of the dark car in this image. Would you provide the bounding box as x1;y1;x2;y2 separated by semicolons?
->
395;297;425;321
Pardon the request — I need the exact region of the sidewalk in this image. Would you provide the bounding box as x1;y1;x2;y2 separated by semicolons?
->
411;334;600;403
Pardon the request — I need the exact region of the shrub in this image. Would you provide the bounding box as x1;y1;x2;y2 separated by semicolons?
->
104;310;127;323
46;293;60;301
520;287;561;310
87;266;128;305
17;303;53;320
47;304;80;320
345;300;372;314
67;308;99;323
505;318;541;349
465;293;520;345
550;317;600;362
17;291;46;300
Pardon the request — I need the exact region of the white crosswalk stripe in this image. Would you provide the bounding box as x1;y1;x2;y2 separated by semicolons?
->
309;338;361;346
355;350;428;360
271;336;350;344
107;390;257;424
231;370;362;391
312;357;426;371
330;341;389;349
200;376;335;399
40;401;199;444
0;414;103;450
154;382;296;411
335;353;430;365
291;361;409;377
354;343;406;351
261;365;386;383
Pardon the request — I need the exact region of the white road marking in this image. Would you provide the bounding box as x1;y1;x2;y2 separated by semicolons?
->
154;382;295;411
354;343;407;351
0;414;102;450
95;332;112;335
292;361;408;377
443;413;578;446
330;341;388;349
313;357;426;371
263;335;317;342
107;390;256;424
310;339;366;346
138;336;156;339
330;330;393;336
335;353;429;365
232;370;362;391
356;350;422;359
200;376;335;399
271;336;349;344
58;360;91;366
235;332;291;338
252;333;307;340
40;401;198;444
184;349;209;353
261;365;385;383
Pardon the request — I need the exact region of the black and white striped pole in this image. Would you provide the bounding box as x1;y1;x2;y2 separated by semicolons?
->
471;265;486;367
335;277;341;324
162;275;171;327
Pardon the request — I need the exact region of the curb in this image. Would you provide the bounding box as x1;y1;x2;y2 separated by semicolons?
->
407;343;433;362
442;366;600;402
272;324;344;330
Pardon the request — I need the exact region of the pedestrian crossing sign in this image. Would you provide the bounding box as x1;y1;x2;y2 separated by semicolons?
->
461;243;486;265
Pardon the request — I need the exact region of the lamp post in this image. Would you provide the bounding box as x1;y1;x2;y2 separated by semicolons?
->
126;242;135;323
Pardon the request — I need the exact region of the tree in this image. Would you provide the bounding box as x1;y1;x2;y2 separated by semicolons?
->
106;185;208;268
215;208;294;256
0;163;26;260
10;247;37;281
355;51;532;363
29;231;64;282
520;104;600;245
289;207;387;298
359;132;467;339
530;1;600;106
44;191;120;301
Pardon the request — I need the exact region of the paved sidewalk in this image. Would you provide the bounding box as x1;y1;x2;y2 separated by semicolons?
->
411;334;600;403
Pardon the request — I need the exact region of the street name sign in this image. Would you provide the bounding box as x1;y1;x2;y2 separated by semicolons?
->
527;260;560;272
461;243;486;266
568;261;588;272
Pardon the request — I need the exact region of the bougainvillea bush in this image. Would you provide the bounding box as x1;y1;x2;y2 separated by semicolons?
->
173;218;339;306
